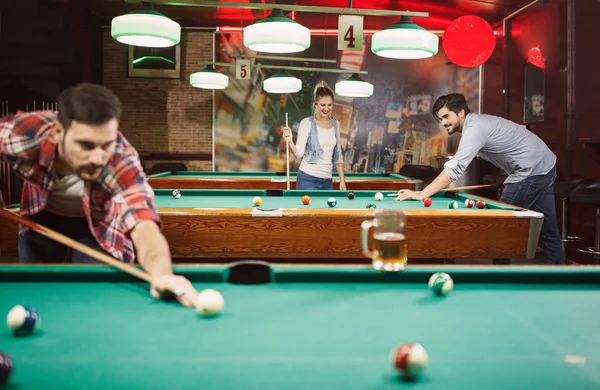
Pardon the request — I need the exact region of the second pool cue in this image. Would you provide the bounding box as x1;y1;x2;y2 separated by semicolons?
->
387;184;495;197
286;112;290;190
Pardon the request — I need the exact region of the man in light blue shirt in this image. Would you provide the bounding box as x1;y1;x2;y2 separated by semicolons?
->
396;93;562;264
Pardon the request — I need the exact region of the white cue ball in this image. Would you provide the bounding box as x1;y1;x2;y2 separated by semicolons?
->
195;289;224;317
375;192;384;201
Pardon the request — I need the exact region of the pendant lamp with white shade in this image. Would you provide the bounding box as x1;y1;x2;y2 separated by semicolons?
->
371;16;438;59
263;74;302;93
190;65;229;90
335;73;374;97
244;9;310;53
111;5;180;48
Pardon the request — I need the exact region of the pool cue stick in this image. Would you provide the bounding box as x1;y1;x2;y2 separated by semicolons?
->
0;207;184;297
386;184;495;197
285;112;290;190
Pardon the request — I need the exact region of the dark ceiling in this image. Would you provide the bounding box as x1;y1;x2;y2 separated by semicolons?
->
82;0;536;32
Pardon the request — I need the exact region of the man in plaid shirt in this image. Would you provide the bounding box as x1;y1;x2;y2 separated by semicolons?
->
0;83;198;306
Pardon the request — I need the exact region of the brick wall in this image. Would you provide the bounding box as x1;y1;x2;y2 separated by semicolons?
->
102;31;213;172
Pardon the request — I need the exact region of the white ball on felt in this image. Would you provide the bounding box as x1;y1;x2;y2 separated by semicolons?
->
195;289;224;317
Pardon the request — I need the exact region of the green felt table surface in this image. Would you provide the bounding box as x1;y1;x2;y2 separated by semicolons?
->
1;265;599;390
154;189;517;211
148;171;412;180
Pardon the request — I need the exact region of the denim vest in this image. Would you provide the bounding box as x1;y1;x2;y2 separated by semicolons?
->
303;115;341;164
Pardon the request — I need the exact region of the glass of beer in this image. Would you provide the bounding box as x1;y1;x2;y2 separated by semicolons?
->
361;209;407;272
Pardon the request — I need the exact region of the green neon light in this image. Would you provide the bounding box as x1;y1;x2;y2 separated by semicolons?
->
132;56;174;65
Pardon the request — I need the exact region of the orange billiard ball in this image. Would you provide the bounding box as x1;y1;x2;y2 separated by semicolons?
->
301;195;311;205
422;197;432;207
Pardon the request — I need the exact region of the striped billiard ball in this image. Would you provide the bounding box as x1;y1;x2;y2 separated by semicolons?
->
448;200;459;209
6;305;39;337
392;343;428;380
428;272;454;296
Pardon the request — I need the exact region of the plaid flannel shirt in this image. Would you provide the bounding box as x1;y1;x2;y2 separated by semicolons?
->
0;110;161;263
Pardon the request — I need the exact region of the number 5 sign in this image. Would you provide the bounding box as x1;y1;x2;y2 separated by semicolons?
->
236;59;251;80
338;15;363;51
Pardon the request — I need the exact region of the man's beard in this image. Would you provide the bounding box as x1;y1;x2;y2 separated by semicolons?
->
59;139;102;180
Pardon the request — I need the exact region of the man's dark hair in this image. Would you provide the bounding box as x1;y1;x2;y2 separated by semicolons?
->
57;83;122;130
432;93;471;118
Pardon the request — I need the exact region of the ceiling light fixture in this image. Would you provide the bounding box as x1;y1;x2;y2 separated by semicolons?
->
244;9;310;53
263;73;302;93
111;4;181;48
335;73;374;97
371;16;439;59
190;65;229;89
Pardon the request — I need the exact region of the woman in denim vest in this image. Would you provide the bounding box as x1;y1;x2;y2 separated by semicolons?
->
282;81;347;190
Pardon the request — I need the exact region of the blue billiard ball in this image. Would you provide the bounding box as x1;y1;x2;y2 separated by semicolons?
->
6;305;39;337
327;197;337;207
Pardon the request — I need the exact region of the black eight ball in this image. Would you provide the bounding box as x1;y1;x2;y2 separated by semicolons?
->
347;191;355;200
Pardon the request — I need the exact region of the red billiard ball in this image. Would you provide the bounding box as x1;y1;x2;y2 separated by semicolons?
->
464;198;475;208
392;343;428;380
301;195;311;205
476;200;486;209
422;197;432;207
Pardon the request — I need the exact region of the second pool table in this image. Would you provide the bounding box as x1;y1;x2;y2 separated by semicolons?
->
155;189;543;261
147;171;423;191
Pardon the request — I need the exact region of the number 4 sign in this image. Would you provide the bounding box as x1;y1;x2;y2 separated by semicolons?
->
236;59;251;80
338;15;363;51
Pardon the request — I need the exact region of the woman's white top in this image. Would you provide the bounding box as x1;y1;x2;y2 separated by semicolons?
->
294;119;343;179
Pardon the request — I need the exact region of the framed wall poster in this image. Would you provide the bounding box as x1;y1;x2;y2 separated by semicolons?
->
128;45;181;79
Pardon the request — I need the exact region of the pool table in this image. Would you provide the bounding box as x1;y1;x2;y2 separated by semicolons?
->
155;189;543;260
147;171;423;191
1;264;599;390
